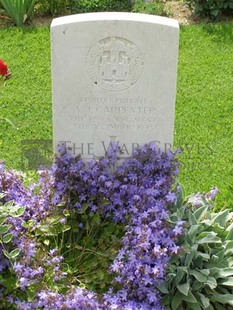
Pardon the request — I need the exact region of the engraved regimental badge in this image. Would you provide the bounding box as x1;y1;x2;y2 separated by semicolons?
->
86;37;143;92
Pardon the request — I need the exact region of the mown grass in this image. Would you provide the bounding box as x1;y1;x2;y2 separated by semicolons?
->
174;24;233;209
0;23;232;208
0;26;52;170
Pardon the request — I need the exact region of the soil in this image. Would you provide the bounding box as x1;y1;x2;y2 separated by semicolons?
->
31;16;54;27
167;1;197;25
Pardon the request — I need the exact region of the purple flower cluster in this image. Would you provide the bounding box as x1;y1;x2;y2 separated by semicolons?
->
12;287;102;310
104;147;179;308
0;164;57;296
0;164;33;274
0;144;180;309
50;144;180;308
13;238;44;291
0;162;54;225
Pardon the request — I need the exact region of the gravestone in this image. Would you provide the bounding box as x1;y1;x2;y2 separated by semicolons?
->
51;13;179;159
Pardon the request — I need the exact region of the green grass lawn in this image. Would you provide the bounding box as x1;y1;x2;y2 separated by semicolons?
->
174;24;233;209
0;23;232;208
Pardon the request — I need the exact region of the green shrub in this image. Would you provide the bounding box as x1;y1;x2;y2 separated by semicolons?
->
35;0;69;16
188;0;233;20
67;0;132;14
0;0;35;26
132;0;172;17
158;188;233;309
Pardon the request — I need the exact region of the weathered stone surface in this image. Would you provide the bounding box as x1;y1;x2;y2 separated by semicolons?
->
51;12;179;158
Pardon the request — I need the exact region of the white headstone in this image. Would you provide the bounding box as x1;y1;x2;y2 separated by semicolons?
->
51;13;179;159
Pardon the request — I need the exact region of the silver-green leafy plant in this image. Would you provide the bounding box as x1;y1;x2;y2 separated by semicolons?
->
158;187;233;310
0;0;35;26
0;193;25;260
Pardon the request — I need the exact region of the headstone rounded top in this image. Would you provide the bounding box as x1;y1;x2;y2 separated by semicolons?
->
51;12;179;29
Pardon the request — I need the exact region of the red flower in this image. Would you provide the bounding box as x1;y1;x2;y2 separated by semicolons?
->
0;59;8;76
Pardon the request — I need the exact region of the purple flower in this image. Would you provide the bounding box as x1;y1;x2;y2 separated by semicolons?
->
13;262;23;273
207;187;220;201
0;144;180;309
19;277;29;290
165;191;177;204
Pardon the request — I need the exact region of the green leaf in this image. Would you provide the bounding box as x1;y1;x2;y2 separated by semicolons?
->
0;0;35;26
36;225;57;236
227;257;233;267
2;232;13;243
174;267;186;284
184;250;195;266
8;248;20;259
215;268;233;278
92;213;101;225
97;270;105;280
157;281;169;294
189;212;197;225
171;291;183;310
193;205;209;221
192;280;203;291
210;293;233;305
2;249;10;259
219;277;233;286
196;251;210;261
177;282;190;296
200;269;210;276
226;223;233;240
43;239;50;246
0;272;17;290
49;216;62;225
197;292;210;308
209;255;222;264
197;232;221;244
193;255;204;269
21;219;36;228
183;291;198;303
214;303;227;310
0;224;11;234
211;222;225;234
0;217;7;225
176;183;185;208
161;294;172;306
190;269;208;282
225;240;233;255
3;248;20;259
62;225;71;233
205;276;217;289
210;210;231;228
187;302;202;310
79;203;89;214
211;9;220;17
187;225;200;242
9;206;25;218
1;117;18;129
215;249;225;261
101;199;111;206
63;209;70;217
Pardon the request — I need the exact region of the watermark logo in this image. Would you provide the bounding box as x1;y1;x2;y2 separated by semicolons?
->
21;140;52;170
